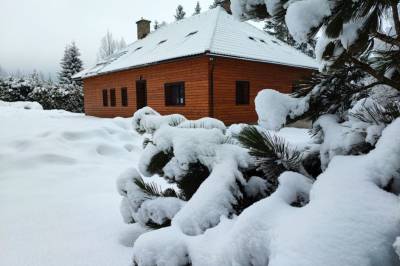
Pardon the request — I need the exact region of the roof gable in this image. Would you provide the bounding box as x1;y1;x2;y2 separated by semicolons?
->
75;7;318;79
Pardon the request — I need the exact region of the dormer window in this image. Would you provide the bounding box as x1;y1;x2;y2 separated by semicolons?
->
185;31;198;37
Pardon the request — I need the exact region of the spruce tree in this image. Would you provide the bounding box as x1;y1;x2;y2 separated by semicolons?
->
193;1;201;15
58;42;83;87
264;19;315;57
175;5;186;21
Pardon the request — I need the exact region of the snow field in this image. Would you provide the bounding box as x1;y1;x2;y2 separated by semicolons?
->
0;106;146;266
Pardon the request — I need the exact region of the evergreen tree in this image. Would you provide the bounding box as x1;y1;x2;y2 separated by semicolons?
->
193;1;201;15
238;0;400;91
264;19;315;57
175;5;186;21
58;42;83;87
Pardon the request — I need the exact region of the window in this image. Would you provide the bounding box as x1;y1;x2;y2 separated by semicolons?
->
165;82;185;106
185;31;198;37
121;88;128;107
236;81;250;105
110;89;116;107
158;40;167;45
102;89;108;107
248;36;256;41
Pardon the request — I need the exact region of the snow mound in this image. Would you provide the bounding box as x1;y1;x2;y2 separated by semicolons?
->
0;100;43;110
255;89;309;130
178;117;226;132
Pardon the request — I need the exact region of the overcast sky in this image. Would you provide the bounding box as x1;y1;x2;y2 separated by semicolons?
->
0;0;215;77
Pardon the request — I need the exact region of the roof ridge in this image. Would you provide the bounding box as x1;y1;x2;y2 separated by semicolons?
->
206;7;224;52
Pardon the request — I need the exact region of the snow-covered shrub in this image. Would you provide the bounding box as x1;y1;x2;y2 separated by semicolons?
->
133;108;226;135
132;107;161;134
131;119;400;266
0;77;34;102
0;76;84;113
117;168;185;228
29;84;84;113
178;117;226;133
255;89;309;131
140;114;187;134
139;125;234;200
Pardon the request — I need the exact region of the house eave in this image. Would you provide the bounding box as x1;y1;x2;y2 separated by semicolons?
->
206;52;319;70
77;51;318;80
77;53;207;80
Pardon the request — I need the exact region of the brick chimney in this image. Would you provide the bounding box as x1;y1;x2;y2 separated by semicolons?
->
221;0;232;14
136;18;151;40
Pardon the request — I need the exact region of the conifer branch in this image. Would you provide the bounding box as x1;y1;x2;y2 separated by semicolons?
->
133;176;182;199
373;31;400;46
347;55;400;90
391;0;400;40
236;126;312;180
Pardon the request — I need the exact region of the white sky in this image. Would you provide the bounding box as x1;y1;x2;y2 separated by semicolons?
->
0;0;215;77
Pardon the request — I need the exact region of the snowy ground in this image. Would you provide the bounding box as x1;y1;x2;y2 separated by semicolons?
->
0;107;145;266
0;106;315;266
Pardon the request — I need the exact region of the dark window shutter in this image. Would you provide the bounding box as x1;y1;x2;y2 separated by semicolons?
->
102;89;108;107
236;81;250;105
121;88;128;107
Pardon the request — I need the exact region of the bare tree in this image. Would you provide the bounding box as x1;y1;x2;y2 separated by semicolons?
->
97;30;127;61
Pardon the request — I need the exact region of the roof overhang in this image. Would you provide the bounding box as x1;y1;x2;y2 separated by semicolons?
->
78;52;318;80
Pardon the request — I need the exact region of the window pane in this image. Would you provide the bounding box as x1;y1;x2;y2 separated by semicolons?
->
236;81;250;105
102;89;108;107
165;82;185;106
110;89;116;107
121;88;128;107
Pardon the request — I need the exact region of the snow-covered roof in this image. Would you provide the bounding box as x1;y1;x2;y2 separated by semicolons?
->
74;7;318;79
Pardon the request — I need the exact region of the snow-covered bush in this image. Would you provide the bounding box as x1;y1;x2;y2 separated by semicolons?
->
117;168;185;228
132;107;161;134
0;76;84;113
131;118;400;266
255;89;309;130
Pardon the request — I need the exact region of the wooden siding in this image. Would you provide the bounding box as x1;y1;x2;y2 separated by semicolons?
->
83;54;314;125
211;56;314;124
83;55;210;119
